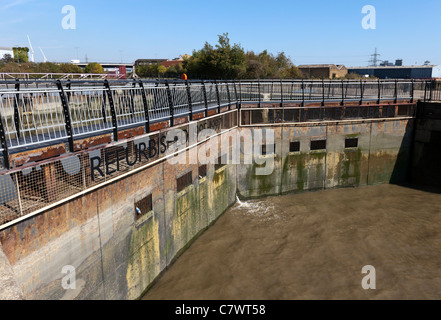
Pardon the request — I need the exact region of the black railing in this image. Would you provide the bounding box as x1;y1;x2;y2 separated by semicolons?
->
0;78;436;170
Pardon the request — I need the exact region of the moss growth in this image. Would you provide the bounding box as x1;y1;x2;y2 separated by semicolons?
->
252;165;274;193
213;169;226;186
282;153;311;192
340;148;362;186
310;151;326;160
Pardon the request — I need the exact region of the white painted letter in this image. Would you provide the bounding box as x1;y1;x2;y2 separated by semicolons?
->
62;5;76;30
61;265;76;290
362;265;376;290
362;5;376;30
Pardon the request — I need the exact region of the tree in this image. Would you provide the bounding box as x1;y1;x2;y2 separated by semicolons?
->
0;54;14;64
243;50;301;79
59;63;83;73
184;33;246;79
157;65;167;77
280;66;304;79
136;63;160;78
34;62;61;73
85;62;104;74
164;64;184;78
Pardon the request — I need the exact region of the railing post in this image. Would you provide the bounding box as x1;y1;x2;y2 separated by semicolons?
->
233;80;239;109
226;81;232;111
0;110;10;169
410;79;414;103
13;79;21;139
214;80;221;114
321;79;325;106
290;81;294;101
377;79;381;104
237;80;242;109
104;79;118;142
185;80;193;121
341;79;345;105
394;79;398;104
424;80;428;102
101;87;108;124
280;79;284;108
201;80;208;117
257;79;261;108
66;79;72;103
129;79;136;119
153;81;160;112
430;79;434;101
165;80;174;127
56;80;74;152
301;79;305;107
360;80;364;105
138;80;151;133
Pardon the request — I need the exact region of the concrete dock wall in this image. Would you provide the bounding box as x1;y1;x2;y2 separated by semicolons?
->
410;102;441;188
0;115;414;300
0;243;23;300
237;119;414;199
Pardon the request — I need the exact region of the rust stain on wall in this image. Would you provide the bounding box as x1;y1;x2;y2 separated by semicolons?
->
10;144;67;168
74;135;112;152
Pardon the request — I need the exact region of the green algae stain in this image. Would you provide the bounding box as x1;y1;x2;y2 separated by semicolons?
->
282;153;310;192
340;148;362;186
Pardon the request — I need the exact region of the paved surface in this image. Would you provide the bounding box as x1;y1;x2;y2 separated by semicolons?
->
0;244;23;300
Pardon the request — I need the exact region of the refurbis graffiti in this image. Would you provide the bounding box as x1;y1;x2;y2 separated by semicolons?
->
89;124;275;181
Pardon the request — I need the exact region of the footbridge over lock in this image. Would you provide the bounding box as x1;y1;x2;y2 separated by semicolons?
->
0;78;439;299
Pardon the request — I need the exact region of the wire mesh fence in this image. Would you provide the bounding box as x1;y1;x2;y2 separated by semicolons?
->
0;110;238;226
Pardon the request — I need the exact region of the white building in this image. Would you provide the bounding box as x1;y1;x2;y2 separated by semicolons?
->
0;46;14;60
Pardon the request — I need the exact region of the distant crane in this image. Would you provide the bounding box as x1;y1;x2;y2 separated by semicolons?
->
39;47;48;63
27;35;35;63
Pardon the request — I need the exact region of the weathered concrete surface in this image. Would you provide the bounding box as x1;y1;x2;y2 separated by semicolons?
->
0;115;414;300
0;243;23;300
238;118;414;199
410;102;441;188
0;130;238;300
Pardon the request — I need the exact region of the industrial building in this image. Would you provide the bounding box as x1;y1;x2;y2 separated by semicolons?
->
347;65;441;79
298;64;348;79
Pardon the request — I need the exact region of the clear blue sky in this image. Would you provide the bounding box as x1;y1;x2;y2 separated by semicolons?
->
1;0;440;66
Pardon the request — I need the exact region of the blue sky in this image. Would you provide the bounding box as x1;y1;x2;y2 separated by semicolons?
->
1;0;440;66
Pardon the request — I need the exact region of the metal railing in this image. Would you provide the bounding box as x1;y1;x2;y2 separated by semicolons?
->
0;72;117;81
0;78;437;170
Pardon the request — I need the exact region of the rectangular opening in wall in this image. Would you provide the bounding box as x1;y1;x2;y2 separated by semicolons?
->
215;155;226;171
134;194;152;221
199;164;207;179
311;140;327;151
290;141;300;153
177;171;192;193
262;144;276;156
345;138;359;149
397;105;409;116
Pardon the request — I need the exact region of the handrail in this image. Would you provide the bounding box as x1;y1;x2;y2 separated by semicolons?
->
0;78;434;169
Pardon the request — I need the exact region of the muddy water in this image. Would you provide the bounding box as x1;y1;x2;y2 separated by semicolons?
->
143;185;441;300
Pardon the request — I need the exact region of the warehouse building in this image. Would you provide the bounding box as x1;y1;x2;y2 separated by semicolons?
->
298;64;348;79
347;65;441;79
